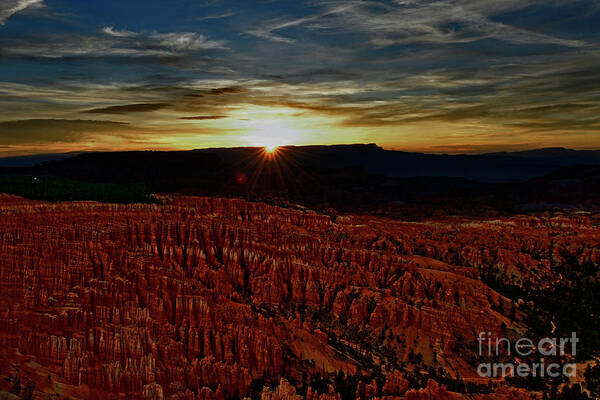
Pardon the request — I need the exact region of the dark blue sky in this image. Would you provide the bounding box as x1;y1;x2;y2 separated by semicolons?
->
0;0;599;155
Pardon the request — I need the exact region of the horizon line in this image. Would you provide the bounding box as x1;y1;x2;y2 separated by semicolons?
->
1;143;600;159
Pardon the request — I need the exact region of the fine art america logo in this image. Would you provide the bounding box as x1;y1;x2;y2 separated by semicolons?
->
477;332;579;378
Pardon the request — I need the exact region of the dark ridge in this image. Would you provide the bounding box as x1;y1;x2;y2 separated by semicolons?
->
0;145;597;216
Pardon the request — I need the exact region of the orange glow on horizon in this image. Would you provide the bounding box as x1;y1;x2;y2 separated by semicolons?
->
3;103;598;157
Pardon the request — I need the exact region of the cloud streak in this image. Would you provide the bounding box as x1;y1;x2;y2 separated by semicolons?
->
247;0;588;49
84;103;169;114
101;26;136;38
0;119;128;144
197;12;233;22
0;26;226;59
179;115;227;120
0;0;42;26
244;4;355;43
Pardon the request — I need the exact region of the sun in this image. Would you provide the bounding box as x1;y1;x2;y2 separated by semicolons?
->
257;131;285;154
241;111;303;151
264;143;279;153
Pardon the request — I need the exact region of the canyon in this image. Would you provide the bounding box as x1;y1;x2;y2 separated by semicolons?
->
0;194;597;399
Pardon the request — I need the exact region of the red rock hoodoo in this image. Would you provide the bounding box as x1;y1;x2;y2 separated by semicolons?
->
0;195;597;399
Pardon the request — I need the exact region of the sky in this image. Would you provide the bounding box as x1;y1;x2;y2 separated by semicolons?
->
0;0;599;155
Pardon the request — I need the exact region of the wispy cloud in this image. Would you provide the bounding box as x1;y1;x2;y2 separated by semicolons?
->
247;0;588;48
0;0;43;26
244;4;355;43
197;12;233;22
149;31;225;51
101;26;136;38
0;27;226;59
